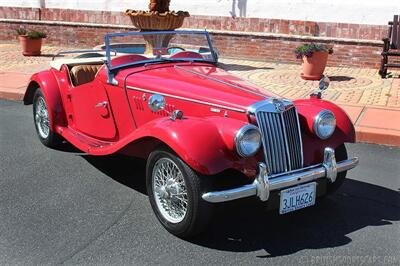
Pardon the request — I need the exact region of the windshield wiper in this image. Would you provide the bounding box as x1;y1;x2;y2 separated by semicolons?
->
160;57;195;63
143;57;195;67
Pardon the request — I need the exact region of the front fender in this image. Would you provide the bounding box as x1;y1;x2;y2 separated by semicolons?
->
24;70;67;128
294;98;355;165
119;116;259;176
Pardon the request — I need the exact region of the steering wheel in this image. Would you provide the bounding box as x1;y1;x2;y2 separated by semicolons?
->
167;46;186;55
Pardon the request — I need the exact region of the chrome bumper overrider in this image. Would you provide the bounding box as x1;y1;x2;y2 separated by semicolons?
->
202;147;359;203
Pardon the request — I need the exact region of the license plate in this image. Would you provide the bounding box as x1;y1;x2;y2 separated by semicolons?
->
279;182;316;214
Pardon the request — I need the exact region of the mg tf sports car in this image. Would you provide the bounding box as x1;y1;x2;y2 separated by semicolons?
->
24;30;358;237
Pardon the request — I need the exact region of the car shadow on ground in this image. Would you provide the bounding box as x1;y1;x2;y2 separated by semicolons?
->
80;155;399;257
37;54;59;58
191;179;400;257
82;154;147;195
327;76;355;82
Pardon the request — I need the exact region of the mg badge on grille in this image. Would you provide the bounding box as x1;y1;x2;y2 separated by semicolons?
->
272;98;286;113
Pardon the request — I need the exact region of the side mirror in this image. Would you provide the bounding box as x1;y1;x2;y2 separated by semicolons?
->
319;76;330;91
148;94;166;112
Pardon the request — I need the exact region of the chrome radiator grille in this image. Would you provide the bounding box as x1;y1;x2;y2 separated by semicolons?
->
255;106;303;174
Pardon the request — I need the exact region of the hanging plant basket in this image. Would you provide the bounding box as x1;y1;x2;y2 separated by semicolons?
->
125;10;189;31
125;10;190;54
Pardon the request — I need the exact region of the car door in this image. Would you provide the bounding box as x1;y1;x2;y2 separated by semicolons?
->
69;79;117;140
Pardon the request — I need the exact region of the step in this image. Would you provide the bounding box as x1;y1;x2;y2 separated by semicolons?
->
59;126;114;150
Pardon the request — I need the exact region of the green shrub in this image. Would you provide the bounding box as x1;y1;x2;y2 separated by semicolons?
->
16;28;27;36
16;28;47;39
295;43;333;59
26;30;47;39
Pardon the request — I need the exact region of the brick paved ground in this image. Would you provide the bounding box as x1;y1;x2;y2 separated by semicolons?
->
220;59;400;109
1;41;399;146
1;41;399;108
0;42;88;73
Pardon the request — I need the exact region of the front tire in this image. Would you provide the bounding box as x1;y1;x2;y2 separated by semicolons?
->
146;149;213;238
33;89;60;148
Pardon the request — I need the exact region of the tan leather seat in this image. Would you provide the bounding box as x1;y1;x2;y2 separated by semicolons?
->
70;64;102;86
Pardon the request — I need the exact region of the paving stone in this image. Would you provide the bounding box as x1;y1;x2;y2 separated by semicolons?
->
0;72;31;89
1;41;399;146
357;108;400;131
220;58;400;108
340;105;364;123
1;41;399;109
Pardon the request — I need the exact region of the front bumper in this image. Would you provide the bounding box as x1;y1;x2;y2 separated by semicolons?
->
202;147;359;203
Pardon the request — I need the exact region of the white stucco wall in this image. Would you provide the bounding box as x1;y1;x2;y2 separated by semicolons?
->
1;0;399;25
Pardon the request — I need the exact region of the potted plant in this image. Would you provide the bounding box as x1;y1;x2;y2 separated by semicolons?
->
126;0;189;54
295;43;333;80
17;28;47;56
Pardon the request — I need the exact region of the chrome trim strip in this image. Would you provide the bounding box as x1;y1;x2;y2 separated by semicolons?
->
294;109;304;167
174;65;268;98
202;184;258;203
323;147;337;182
280;112;291;171
247;98;295;115
202;147;359;203
256;112;271;173
125;85;246;113
51;49;117;61
251;98;303;174
268;167;325;191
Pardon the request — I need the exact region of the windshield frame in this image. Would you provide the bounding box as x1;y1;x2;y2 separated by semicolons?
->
104;30;217;83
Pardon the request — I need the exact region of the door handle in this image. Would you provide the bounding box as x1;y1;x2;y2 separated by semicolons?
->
95;101;108;108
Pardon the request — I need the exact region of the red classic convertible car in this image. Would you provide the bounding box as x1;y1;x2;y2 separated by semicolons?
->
24;30;358;237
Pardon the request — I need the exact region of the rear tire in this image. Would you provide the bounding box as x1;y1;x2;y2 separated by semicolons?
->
146;148;213;238
33;89;61;148
326;144;348;194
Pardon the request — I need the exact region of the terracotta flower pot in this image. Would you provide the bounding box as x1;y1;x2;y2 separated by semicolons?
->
301;51;329;80
18;36;43;56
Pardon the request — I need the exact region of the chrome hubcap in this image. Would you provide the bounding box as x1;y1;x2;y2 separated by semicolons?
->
35;96;50;139
152;158;188;223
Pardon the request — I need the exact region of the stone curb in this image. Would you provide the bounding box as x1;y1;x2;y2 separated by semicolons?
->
0;90;24;101
1;89;399;147
355;126;400;147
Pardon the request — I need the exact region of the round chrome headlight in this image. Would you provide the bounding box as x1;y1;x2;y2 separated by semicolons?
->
235;125;262;157
313;110;336;139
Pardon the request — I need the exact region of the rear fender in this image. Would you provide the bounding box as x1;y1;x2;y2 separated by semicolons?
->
24;70;67;128
120;116;259;176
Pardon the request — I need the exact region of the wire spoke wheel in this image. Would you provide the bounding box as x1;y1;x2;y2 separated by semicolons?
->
35;96;50;139
147;149;213;237
32;88;60;148
152;157;188;223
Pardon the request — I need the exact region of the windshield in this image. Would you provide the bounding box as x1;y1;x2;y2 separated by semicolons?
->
104;30;217;70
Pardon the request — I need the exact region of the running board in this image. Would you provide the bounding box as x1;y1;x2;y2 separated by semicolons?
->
56;126;114;153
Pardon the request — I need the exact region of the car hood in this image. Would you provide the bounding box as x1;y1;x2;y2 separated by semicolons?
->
119;63;275;112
